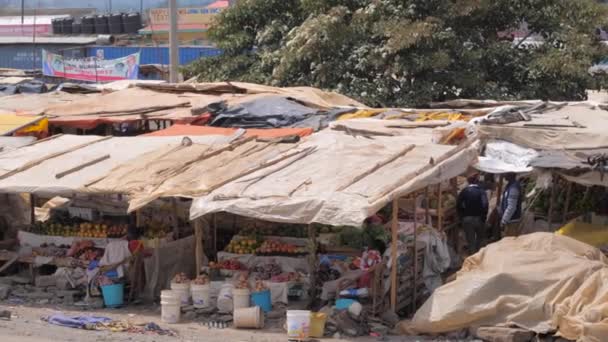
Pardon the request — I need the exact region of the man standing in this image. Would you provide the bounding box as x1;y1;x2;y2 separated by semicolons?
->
457;174;488;254
500;173;523;236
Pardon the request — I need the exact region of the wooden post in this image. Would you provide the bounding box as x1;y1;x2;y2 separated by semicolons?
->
307;224;318;306
412;195;418;314
30;193;36;225
194;218;203;276
424;187;430;225
390;198;398;312
437;183;444;231
548;173;556;231
172;198;179;239
135;210;142;227
213;214;218;255
563;181;572;223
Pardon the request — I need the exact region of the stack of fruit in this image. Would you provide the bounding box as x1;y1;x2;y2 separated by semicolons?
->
193;274;210;285
255;240;307;256
209;259;246;271
224;238;259;255
172;272;190;284
29;221;129;239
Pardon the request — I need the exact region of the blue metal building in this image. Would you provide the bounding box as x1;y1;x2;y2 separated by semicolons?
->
86;46;222;66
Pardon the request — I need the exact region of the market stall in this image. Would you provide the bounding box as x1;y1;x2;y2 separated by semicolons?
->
0;134;233;306
79;119;477;334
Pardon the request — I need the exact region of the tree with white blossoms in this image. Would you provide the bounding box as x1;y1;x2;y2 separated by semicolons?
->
186;0;608;107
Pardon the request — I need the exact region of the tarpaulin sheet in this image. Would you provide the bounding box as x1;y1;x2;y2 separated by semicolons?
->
0;114;45;136
43;87;191;117
208;95;320;128
138;81;367;109
0;136;35;152
0;134;233;195
188;128;478;226
474;140;538;174
478;103;608;150
557;219;608;248
407;233;608;342
143;124;313;138
87;138;295;211
0;92;100;116
0;135;101;178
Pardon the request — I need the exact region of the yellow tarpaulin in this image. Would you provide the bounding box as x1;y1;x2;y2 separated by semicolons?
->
337;109;386;120
556;218;608;247
0;114;46;136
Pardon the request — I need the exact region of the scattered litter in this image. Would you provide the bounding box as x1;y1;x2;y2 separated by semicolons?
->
0;310;11;320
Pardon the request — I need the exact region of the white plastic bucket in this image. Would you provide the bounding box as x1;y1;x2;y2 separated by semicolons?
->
233;288;251;311
161;290;181;324
234;306;264;329
191;284;211;309
170;282;191;306
217;283;235;313
286;310;311;339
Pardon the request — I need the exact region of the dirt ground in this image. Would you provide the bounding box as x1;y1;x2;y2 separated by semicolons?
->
0;302;440;342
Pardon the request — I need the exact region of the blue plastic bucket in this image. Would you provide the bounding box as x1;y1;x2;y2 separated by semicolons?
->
101;283;124;308
251;289;272;312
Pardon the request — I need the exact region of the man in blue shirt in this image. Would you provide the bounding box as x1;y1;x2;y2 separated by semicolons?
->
457;173;488;254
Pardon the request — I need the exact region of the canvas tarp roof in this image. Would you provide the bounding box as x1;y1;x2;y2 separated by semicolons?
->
138;81;367;109
0;135;101;178
477;103;608;150
143;124;313;138
0;134;234;195
0;136;36;152
84;121;477;226
188;128;477;226
404;232;608;342
87;137;296;211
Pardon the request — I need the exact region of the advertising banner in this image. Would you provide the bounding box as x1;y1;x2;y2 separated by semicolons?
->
42;50;140;82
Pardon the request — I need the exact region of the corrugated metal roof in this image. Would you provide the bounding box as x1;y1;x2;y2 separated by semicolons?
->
0;36;98;45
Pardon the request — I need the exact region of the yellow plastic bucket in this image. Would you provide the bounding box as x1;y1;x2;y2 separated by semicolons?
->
309;312;327;338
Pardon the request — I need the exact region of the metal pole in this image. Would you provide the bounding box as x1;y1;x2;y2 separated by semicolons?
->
168;0;179;83
21;0;25;25
140;0;144;16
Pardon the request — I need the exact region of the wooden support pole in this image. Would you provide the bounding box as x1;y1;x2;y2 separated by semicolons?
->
308;224;318;306
437;183;444;231
548;173;556;231
55;155;111;179
390;198;398;312
424;187;430;225
563;181;572;223
30;193;35;225
135;210;142;227
172;198;179;240
214;214;218;255
412;196;418;315
194;218;203;276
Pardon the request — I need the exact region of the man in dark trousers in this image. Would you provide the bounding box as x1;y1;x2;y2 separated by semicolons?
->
500;172;523;236
457;173;489;254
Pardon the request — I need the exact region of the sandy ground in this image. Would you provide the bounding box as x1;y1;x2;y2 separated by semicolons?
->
0;302;436;342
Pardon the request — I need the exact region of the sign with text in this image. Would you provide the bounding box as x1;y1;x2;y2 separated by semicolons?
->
42;50;140;82
149;7;223;26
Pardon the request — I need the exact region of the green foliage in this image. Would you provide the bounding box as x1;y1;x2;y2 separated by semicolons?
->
185;0;608;106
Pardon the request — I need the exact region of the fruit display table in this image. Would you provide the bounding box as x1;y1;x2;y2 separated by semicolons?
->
18;231;121;248
217;252;310;274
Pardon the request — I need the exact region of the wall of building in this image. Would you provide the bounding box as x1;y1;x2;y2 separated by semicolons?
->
0;44;85;69
87;45;221;66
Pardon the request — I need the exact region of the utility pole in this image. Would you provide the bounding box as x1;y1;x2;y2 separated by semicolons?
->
169;0;179;83
21;0;25;24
